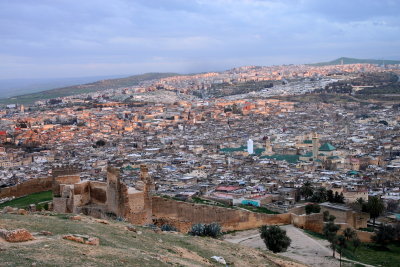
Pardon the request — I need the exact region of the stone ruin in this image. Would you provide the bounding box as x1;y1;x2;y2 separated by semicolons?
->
52;165;153;225
52;165;370;238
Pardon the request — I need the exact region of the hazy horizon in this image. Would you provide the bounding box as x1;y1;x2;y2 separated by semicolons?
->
1;0;399;80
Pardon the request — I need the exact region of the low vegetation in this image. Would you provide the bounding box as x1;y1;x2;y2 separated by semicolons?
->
0;213;300;266
259;225;291;253
238;204;279;214
0;191;52;209
188;223;222;238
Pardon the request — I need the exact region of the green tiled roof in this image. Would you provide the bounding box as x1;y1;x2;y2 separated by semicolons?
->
220;146;265;155
319;143;336;151
260;154;300;164
347;170;359;175
301;152;313;157
220;146;246;153
303;140;313;144
327;156;340;159
254;148;266;155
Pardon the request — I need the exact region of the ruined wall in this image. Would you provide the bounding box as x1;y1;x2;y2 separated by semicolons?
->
106;167;124;216
0;175;80;199
320;206;368;229
291;213;324;233
288;205;306;215
89;182;107;205
355;230;373;243
151;196;291;232
72;181;90;208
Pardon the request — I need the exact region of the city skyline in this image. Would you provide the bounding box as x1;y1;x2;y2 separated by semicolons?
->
1;0;399;80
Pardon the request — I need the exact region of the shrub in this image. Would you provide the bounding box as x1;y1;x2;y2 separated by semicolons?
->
189;223;206;236
259;225;291;253
204;223;221;238
305;204;321;215
161;224;178;232
372;224;395;247
189;223;221;238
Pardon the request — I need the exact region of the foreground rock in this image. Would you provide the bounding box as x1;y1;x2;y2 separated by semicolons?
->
63;234;99;246
0;228;34;242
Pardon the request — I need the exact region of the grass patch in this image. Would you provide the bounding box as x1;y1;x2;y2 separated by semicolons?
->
341;242;400;267
304;229;400;266
0;191;52;209
238;204;279;214
358;227;374;233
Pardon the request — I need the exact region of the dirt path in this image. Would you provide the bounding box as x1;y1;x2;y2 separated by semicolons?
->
224;225;372;267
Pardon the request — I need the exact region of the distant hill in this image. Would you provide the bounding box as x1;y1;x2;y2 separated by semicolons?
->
309;57;400;66
0;75;127;99
0;72;179;105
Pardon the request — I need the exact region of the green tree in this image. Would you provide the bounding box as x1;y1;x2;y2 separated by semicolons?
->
337;235;347;267
305;203;321;215
310;187;327;203
343;227;357;241
259;225;291;253
300;181;314;201
323;220;340;257
327;190;334;202
372;224;395;248
367;196;385;229
323;211;330;222
96;139;106;146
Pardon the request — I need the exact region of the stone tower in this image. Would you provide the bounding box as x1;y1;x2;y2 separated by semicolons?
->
140;165;153;224
51;164;81;197
312;133;319;161
263;137;273;156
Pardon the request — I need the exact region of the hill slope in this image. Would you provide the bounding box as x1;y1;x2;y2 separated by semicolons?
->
0;213;306;267
309;57;400;66
0;73;179;105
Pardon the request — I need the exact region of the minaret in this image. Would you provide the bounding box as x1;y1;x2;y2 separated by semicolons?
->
247;139;254;155
312;133;319;160
264;137;273;156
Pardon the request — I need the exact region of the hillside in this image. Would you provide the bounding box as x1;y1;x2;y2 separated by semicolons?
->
0;73;179;105
309;57;400;66
0;213;306;267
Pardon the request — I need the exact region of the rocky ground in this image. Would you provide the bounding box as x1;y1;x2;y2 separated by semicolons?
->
0;212;305;267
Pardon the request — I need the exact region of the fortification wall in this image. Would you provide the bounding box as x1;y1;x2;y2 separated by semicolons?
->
355;230;373;242
152;196;291;232
320;206;368;229
89;182;107;205
291;213;324;233
0;175;80;199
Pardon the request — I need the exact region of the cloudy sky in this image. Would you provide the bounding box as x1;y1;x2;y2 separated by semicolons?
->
0;0;399;79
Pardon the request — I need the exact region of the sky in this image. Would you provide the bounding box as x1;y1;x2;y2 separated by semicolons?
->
0;0;399;80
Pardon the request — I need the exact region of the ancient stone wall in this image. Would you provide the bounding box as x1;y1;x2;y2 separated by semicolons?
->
355;230;373;242
320;206;368;229
106;167;122;216
151;196;291;232
0;175;80;199
291;213;324;233
89;182;107;204
288;205;306;215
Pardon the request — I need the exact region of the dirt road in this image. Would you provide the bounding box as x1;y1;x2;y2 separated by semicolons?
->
224;225;368;267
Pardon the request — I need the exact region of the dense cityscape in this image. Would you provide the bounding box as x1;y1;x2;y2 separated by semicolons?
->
1;2;400;264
